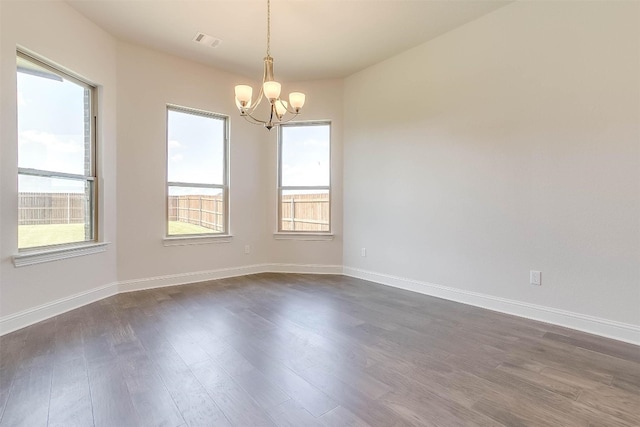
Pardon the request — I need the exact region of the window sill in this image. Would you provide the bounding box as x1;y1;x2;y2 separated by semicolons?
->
273;232;334;241
163;234;233;246
13;242;110;267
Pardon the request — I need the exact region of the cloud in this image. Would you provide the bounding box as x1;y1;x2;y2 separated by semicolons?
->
168;140;184;163
283;163;329;186
19;130;83;153
18;130;85;175
168;139;183;149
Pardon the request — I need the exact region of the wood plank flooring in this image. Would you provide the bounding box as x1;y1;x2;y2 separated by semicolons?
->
1;273;638;426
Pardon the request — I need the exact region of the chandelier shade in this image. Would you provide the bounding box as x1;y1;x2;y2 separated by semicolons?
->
233;0;305;130
235;85;253;106
263;81;281;100
289;92;306;111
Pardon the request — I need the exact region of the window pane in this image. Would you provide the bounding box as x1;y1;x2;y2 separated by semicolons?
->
17;58;90;176
280;189;329;232
18;174;94;249
167;109;224;185
281;125;330;187
168;186;224;235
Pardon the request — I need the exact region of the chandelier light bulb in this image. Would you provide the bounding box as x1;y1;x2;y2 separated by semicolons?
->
275;99;288;117
234;85;253;107
263;81;281;100
289;92;306;110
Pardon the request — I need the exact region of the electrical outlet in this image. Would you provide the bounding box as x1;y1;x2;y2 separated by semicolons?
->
530;270;541;286
361;248;366;257
244;245;250;255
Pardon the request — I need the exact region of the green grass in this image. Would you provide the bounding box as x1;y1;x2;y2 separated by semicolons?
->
168;221;217;235
18;221;218;249
19;223;87;249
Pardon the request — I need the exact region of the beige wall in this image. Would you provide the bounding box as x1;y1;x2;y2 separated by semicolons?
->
116;42;269;281
115;44;344;282
0;1;118;315
0;1;344;325
343;1;640;327
265;79;344;266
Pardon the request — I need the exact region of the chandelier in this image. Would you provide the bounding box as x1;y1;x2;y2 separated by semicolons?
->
234;0;306;130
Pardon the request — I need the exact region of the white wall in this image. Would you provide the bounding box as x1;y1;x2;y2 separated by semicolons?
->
343;1;640;331
265;79;344;267
116;42;270;283
115;44;343;285
0;1;118;318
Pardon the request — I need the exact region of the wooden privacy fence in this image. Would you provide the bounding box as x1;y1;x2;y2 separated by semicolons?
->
18;192;329;231
281;193;330;231
169;193;329;232
168;195;224;231
18;192;87;225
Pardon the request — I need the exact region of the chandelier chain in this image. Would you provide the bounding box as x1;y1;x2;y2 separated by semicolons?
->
266;0;271;56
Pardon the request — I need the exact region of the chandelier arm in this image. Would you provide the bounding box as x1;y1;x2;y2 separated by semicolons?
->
242;107;267;124
242;112;268;126
242;103;277;127
242;114;266;125
282;102;300;115
267;102;277;128
274;98;293;115
243;84;265;115
243;105;298;128
276;112;300;125
245;95;263;114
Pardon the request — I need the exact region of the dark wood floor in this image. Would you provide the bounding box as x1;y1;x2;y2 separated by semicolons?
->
0;273;638;426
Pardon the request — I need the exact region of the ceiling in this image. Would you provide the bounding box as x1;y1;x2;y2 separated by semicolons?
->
67;0;512;81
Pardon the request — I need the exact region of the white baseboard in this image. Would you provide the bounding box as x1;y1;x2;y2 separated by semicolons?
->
266;263;343;275
1;263;342;336
118;263;270;293
118;263;343;293
343;266;640;346
0;282;118;336
3;263;638;346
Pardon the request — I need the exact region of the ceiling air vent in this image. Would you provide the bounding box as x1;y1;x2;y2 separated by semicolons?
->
192;32;221;48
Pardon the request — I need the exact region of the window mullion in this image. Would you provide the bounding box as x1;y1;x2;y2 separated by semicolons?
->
168;181;223;189
18;168;93;181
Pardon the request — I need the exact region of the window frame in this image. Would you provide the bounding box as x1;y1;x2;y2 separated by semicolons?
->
277;121;332;234
16;50;98;253
165;104;230;238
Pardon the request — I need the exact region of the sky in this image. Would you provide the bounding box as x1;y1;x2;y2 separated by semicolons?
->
281;124;330;188
167;112;330;196
18;68;87;193
167;109;224;196
18;61;330;197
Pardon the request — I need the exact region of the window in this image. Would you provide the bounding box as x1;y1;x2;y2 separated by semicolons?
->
166;105;228;236
17;52;97;250
278;122;331;233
